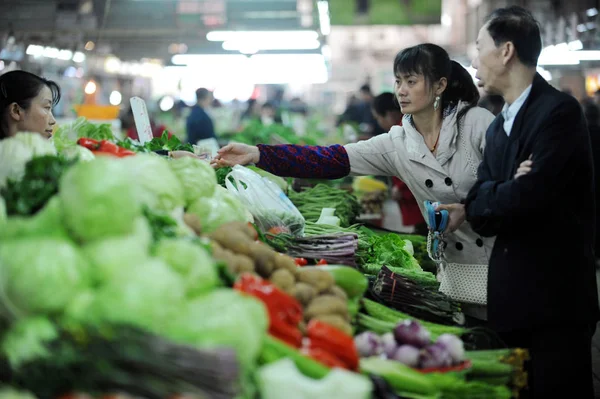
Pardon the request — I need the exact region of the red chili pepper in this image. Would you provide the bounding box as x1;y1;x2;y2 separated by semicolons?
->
294;258;308;266
301;345;349;369
317;259;328;265
234;273;303;326
91;150;118;157
116;149;136;157
269;319;303;348
98;140;120;154
77;138;100;150
306;320;359;371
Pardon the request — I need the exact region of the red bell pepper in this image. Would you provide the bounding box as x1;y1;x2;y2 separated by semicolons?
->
301;346;349;369
269;318;303;348
306;320;359;371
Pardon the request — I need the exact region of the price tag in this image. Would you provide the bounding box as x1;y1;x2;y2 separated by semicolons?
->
130;97;153;144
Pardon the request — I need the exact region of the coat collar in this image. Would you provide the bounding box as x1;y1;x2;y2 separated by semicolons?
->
402;102;467;174
506;73;547;141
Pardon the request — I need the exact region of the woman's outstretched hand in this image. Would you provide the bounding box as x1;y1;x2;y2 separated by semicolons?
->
211;143;260;168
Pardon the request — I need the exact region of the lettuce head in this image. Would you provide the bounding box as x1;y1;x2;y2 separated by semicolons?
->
169;156;217;206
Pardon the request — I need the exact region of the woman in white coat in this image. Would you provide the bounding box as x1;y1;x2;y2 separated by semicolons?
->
210;44;495;322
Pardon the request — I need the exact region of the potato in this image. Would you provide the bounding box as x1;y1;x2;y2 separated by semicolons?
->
273;253;299;277
209;230;254;255
183;213;202;235
233;253;255;274
326;285;348;301
250;242;277;277
290;282;317;307
270;269;295;292
305;295;349;321
297;269;335;293
311;314;353;335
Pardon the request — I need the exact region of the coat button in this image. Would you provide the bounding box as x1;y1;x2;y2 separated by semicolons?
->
445;177;452;186
476;238;483;247
455;242;463;251
425;179;433;188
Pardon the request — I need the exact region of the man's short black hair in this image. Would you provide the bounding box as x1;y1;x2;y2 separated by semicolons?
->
359;84;372;94
195;88;211;101
485;6;542;67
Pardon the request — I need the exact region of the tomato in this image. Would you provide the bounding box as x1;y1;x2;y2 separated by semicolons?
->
294;258;308;266
77;138;99;149
267;226;290;235
317;259;328;265
98;140;120;154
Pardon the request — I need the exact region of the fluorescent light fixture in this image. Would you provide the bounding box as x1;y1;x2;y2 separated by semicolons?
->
26;44;44;57
57;50;73;61
587;7;598;17
568;40;583;51
109;90;122;106
43;47;59;59
207;30;318;42
171;54;248;66
574;51;600;61
536;66;552;81
577;23;587;33
538;44;580;65
249;54;328;84
73;51;86;63
222;38;320;51
317;1;330;35
105;57;121;73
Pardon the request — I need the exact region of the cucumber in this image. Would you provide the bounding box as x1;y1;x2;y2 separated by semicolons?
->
360;357;440;396
312;265;368;298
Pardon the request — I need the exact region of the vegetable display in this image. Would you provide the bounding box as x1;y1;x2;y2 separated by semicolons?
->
288;184;361;228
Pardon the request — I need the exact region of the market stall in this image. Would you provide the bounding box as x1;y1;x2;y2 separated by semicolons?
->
0;119;528;399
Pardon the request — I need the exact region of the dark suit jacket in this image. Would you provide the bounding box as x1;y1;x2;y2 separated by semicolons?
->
465;73;600;331
186;105;216;144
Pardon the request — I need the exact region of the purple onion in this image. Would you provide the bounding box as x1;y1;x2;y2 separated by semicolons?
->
390;345;420;367
380;332;398;358
393;320;431;348
436;334;465;364
419;343;452;369
354;331;383;357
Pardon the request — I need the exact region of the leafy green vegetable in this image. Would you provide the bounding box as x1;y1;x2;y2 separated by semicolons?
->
0;132;57;189
216;166;233;187
169;156;217;207
121;154;185;213
142;206;180;242
187;186;248;233
60;145;95;162
0;238;89;317
0;386;38;399
0;196;70;241
288;184;361;227
359;233;421;271
165;289;268;368
154;238;218;297
225;120;318;146
87;258;184;334
59;157;141;242
83;217;153;283
1;316;58;368
52;117;114;151
1;155;76;216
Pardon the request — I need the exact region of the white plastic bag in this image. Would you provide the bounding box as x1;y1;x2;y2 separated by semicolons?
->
225;165;305;236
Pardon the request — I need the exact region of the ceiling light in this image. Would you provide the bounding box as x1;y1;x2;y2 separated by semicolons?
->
207;30;318;42
568;40;583;51
26;44;44;57
159;96;175;112
318;0;330;35
171;54;248;66
222;38;320;52
43;47;60;59
104;57;121;73
58;50;73;61
587;8;598;17
109;90;122;106
441;14;452;27
84;81;97;95
84;41;95;51
73;52;86;63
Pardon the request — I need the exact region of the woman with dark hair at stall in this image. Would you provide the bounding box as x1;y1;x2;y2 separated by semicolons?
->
180;44;496;322
371;92;427;235
0;70;61;140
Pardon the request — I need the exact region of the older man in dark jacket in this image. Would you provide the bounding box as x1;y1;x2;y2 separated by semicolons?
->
439;6;599;398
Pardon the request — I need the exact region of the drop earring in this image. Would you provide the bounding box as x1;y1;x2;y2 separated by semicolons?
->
434;96;441;111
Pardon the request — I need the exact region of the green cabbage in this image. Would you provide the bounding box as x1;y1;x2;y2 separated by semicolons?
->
121;154;185;213
165;289;268;368
60;145;95;162
188;186;248;233
0;238;89;317
0;196;69;240
154;238;218;297
83;217;152;283
169;156;217;206
1;316;58;368
59;157;141;242
0;132;57;189
89;258;184;333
